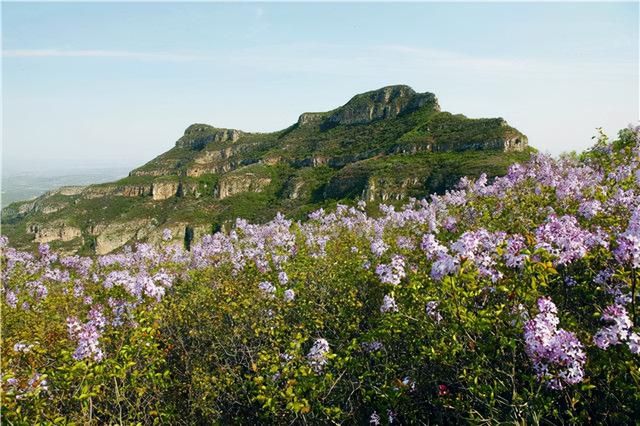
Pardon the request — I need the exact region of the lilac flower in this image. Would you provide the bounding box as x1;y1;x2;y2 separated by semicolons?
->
60;255;93;277
380;294;398;313
535;215;597;265
375;255;406;285
578;199;602;219
67;306;107;362
5;291;18;309
108;298;135;327
278;271;289;285
283;289;295;302
451;229;505;282
162;228;173;241
370;238;389;258
369;412;381;425
308;208;325;221
511;303;529;326
36;242;50;256
524;297;586;389
258;281;276;297
504;234;528;269
361;341;384;353
13;343;33;353
26;373;48;394
442;216;458;232
426;301;442;323
26;280;48;301
153;271;174;288
396;236;416;250
401;376;416;391
73;281;85;298
307;338;330;373
614;205;640;268
628;333;640;354
421;234;448;260
430;253;459;281
593;305;636;354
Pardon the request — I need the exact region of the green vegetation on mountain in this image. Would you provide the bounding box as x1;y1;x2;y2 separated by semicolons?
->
1;85;531;254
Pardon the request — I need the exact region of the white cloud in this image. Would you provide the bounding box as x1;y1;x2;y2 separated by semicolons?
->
225;42;635;78
4;44;634;78
2;49;202;61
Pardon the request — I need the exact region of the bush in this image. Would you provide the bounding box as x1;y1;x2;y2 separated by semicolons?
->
2;127;639;424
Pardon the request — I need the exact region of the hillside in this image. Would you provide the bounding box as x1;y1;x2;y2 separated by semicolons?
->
1;85;530;254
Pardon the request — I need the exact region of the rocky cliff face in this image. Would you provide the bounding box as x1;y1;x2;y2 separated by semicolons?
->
152;181;180;200
2;85;531;255
176;125;244;150
28;221;82;244
323;85;439;127
94;219;157;255
217;173;272;199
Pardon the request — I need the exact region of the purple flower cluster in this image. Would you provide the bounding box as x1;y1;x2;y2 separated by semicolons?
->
504;235;529;269
614;205;640;268
420;234;448;260
283;289;295;302
258;281;276;297
430;253;459;281
67;306;107;362
426;301;442;323
593;304;639;354
361;341;384;353
307;338;330;373
450;229;505;282
535;215;600;266
380;294;398;313
375;255;406;285
524;297;586;389
578;199;603;219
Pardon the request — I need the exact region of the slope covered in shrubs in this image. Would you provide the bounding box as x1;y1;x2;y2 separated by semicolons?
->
2;128;639;424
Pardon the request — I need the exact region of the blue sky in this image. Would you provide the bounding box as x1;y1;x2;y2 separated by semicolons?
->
2;2;638;172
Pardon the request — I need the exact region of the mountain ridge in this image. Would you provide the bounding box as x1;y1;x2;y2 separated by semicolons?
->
1;85;531;255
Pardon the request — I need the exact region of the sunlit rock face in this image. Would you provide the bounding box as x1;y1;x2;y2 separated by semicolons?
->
322;85;439;127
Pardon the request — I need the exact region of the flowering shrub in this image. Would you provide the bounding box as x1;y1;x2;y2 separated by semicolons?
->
2;127;640;423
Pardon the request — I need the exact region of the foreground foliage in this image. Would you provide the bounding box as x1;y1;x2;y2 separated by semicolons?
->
2;128;639;424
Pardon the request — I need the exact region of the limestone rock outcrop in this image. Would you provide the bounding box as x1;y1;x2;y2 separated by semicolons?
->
94;219;157;255
217;173;272;199
152;181;180;200
28;221;82;243
323;85;439;128
176;125;243;150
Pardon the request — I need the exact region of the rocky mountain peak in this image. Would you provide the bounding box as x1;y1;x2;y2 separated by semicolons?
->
322;85;439;128
176;124;243;150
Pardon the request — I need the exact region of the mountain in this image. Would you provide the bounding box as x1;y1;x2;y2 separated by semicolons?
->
1;85;531;255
